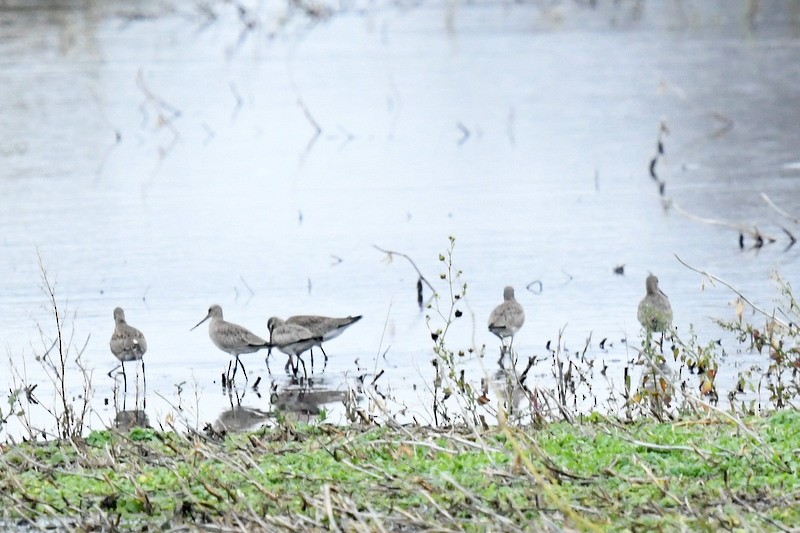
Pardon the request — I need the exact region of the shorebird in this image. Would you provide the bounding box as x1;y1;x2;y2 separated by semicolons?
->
637;274;673;350
109;307;147;393
284;314;362;366
191;305;270;385
266;317;323;377
488;286;525;363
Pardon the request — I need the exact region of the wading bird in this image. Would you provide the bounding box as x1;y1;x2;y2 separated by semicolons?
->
109;307;147;393
192;305;270;385
637;274;673;351
283;314;362;367
267;317;323;378
488;286;525;364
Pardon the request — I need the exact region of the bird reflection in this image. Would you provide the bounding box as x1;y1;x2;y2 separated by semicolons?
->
492;364;534;418
111;378;147;427
114;409;150;431
637;359;674;418
212;389;271;433
213;404;272;433
270;380;347;423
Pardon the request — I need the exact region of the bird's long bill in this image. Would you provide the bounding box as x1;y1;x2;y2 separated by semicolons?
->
659;289;669;299
190;313;211;331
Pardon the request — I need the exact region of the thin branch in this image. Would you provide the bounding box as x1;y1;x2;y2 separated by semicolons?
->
671;201;749;233
761;192;800;224
456;122;470;145
674;254;789;329
671;201;775;245
372;245;436;294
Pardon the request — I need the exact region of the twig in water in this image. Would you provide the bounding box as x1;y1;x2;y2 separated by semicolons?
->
336;124;355;148
202;123;215;145
648;121;669;195
456;122;470;145
761;192;800;224
526;280;543;294
779;226;797;249
671;201;776;247
709;111;734;138
372;245;436;296
292;75;321;138
136;69;181;159
375;301;393;366
239;276;254;296
229;82;243;120
286;36;321;164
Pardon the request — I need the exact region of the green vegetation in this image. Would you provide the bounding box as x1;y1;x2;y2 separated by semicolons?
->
4;241;800;530
1;412;799;530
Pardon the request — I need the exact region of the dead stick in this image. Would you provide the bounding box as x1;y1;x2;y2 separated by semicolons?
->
372;245;436;294
671;201;749;233
674;254;788;328
761;192;800;224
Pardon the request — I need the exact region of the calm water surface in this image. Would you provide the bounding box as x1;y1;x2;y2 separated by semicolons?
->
1;0;800;438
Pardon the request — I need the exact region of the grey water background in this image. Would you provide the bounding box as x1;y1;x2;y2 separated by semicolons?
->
2;0;800;437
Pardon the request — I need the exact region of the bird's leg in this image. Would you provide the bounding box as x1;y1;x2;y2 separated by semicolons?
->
107;364;121;379
297;356;308;381
238;357;248;381
508;337;518;366
320;345;329;363
310;349;315;372
141;359;147;397
226;360;234;385
122;361;128;395
285;355;293;373
497;338;510;367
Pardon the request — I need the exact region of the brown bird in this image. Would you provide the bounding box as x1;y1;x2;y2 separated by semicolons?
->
267;317;323;377
637;274;673;350
284;314;362;367
488;286;525;363
192;304;270;385
109;307;147;392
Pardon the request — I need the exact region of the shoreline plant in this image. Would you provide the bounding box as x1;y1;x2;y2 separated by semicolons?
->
2;244;800;530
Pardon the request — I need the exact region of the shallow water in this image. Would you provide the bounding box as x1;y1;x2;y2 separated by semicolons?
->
2;0;800;439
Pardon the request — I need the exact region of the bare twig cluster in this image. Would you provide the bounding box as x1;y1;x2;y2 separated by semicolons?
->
373;244;436;310
6;255;94;441
650;120;795;250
